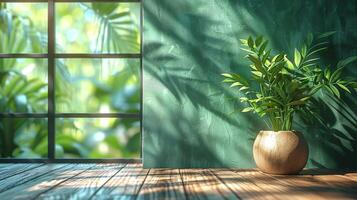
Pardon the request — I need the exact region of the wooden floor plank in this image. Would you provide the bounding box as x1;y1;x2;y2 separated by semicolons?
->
262;171;357;200
0;164;14;170
0;164;356;200
304;168;357;181
0;163;43;180
91;163;149;200
311;174;357;197
230;168;357;200
213;169;291;200
0;164;94;200
180;169;239;200
136;168;185;200
300;169;357;198
36;164;125;200
303;168;357;184
231;169;345;200
0;164;67;193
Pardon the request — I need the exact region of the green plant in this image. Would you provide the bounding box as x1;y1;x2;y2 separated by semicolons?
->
222;33;357;131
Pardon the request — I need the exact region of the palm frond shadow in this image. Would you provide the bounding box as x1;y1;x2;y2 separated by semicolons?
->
143;1;269;168
143;0;357;168
295;92;357;169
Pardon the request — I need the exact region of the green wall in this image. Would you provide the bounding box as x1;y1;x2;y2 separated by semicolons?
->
143;0;357;168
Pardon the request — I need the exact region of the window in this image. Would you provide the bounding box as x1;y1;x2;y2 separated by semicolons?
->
0;0;142;161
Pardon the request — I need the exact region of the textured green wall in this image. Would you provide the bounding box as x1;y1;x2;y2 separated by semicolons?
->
143;0;357;168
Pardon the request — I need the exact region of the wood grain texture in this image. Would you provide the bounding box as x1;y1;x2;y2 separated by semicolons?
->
137;168;185;200
180;169;239;200
262;171;357;199
0;164;66;193
311;174;357;197
230;169;334;200
213;169;285;200
0;164;357;200
302;169;357;199
0;163;43;180
0;164;13;170
302;169;357;183
36;164;125;200
0;164;94;200
92;163;149;200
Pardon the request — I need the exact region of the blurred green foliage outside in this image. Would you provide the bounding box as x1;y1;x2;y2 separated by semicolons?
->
0;2;141;159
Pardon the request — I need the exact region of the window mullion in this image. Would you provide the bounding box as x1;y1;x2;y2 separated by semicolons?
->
139;0;143;160
48;0;56;160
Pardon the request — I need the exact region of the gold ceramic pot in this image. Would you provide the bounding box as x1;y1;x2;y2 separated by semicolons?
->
253;131;309;175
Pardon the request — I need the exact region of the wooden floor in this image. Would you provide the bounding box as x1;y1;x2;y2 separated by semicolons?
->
0;164;356;199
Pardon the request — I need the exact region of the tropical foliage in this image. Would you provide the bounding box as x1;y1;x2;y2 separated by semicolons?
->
0;3;140;158
222;33;357;131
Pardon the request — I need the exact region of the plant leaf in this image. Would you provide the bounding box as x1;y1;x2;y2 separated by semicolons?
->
308;47;328;57
337;83;351;93
223;78;235;83
329;84;340;98
285;57;295;69
240;39;248;46
255;36;263;47
248;55;265;73
239;97;248;102
239;86;249;91
337;56;357;68
288;97;310;106
301;45;307;57
309;85;323;95
318;31;336;39
330;67;344;82
247;36;254;48
221;73;233;78
230;82;242;87
259;40;268;56
242;107;254;112
294;49;301;67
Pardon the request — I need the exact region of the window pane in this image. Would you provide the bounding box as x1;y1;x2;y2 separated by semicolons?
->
0;3;47;53
0;59;48;113
0;118;48;158
56;59;140;113
56;3;140;53
55;118;140;159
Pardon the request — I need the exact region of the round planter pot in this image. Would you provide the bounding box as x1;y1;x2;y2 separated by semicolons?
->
253;130;309;175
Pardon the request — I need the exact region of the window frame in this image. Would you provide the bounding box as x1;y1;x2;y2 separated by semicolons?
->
0;0;143;163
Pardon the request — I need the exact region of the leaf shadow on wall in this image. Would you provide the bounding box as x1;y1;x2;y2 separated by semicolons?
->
143;0;265;168
295;93;357;169
142;0;357;168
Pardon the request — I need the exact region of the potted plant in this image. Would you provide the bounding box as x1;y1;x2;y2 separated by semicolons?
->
222;33;357;174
